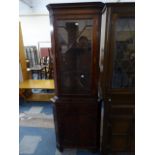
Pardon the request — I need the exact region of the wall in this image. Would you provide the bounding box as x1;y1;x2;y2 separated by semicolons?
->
99;9;107;72
19;15;51;48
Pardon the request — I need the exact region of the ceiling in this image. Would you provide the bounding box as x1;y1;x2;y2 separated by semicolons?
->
19;0;135;16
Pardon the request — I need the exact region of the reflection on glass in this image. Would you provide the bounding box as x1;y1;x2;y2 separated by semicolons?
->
112;18;135;88
57;19;93;93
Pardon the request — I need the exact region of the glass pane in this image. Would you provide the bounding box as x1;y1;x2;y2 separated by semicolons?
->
112;18;135;88
56;19;93;93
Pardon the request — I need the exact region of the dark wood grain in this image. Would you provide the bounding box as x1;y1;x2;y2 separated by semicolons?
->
99;2;135;155
47;2;103;151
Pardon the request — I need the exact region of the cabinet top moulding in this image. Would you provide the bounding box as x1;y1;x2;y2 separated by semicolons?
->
46;2;105;15
46;2;104;9
105;2;134;6
101;2;135;13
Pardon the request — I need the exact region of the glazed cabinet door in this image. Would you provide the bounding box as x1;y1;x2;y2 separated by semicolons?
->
110;16;135;91
101;3;135;154
53;17;99;96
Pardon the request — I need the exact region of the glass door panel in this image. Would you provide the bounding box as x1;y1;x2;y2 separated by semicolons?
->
56;19;93;93
112;18;135;88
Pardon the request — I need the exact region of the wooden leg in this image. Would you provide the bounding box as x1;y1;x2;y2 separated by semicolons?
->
56;144;64;152
45;67;47;79
40;70;42;79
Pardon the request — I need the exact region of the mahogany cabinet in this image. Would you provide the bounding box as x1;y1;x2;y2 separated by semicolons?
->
99;3;135;154
47;2;104;151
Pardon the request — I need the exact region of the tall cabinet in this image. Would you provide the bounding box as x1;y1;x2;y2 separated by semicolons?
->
47;2;103;151
99;3;135;154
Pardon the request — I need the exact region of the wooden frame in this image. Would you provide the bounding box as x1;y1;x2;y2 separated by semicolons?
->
100;3;135;154
47;2;104;152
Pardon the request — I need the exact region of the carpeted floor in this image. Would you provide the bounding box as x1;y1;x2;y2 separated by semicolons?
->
19;98;101;155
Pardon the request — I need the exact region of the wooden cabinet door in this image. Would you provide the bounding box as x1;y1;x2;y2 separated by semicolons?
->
106;10;135;94
55;19;93;95
101;3;135;154
53;15;101;97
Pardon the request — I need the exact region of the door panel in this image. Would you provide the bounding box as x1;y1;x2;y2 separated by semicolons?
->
111;16;135;89
111;136;128;151
101;4;135;154
56;19;93;94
